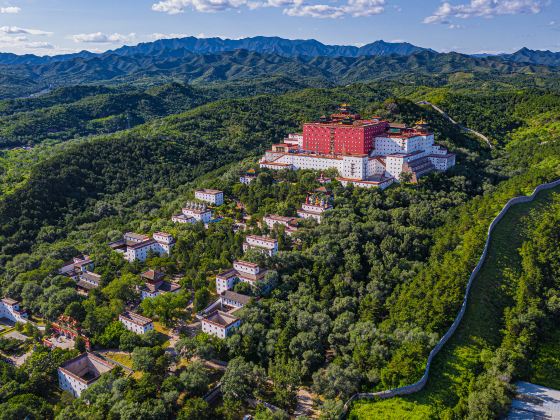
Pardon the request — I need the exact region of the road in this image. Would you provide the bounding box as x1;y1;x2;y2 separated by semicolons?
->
417;100;493;149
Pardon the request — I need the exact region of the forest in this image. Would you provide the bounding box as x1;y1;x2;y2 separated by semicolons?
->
0;74;559;419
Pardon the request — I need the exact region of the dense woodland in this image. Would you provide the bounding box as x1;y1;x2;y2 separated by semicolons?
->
0;71;559;420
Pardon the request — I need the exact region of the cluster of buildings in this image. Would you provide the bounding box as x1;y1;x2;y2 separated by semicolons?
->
172;189;225;227
199;259;271;339
59;255;101;295
259;105;456;189
109;232;175;262
44;315;91;351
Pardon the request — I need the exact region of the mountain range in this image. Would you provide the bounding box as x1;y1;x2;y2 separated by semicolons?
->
1;36;559;66
0;37;433;66
0;36;559;99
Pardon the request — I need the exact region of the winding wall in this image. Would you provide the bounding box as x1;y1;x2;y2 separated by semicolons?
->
341;178;560;417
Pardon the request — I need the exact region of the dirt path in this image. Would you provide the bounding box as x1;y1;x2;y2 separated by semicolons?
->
294;387;319;418
417;100;494;149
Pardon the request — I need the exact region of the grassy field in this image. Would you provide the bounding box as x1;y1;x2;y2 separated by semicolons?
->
104;351;143;379
349;185;560;419
105;351;133;368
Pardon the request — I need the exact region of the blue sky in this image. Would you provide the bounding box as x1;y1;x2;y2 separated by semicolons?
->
0;0;559;55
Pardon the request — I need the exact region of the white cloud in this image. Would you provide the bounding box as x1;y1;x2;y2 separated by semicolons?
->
150;32;189;40
284;4;344;18
25;41;54;49
424;0;547;24
284;0;384;18
152;0;384;17
0;34;27;43
72;32;136;44
152;0;247;13
0;6;20;13
0;26;52;35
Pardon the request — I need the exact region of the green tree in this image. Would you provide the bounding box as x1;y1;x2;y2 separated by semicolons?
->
140;293;187;326
178;397;210;420
179;360;209;397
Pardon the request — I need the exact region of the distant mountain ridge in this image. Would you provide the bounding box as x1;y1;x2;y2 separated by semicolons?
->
0;36;433;66
1;36;558;68
500;47;560;66
109;37;434;59
0;48;557;99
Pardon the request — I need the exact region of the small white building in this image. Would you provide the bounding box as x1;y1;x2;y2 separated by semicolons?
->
109;232;175;262
215;261;268;294
263;214;299;235
0;298;28;324
284;133;303;149
195;189;224;206
297;195;333;223
242;235;278;256
59;255;95;280
76;272;101;295
240;174;257;185
173;202;213;224
140;269;181;300
221;291;252;308
201;310;241;339
119;311;154;334
58;352;115;397
171;214;195;224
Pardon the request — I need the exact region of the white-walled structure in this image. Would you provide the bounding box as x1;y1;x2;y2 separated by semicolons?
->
59;255;95;280
263;214;299;235
260;120;455;188
240;169;258;185
221;291;252;308
242;235;278;256
201;310;241;339
140;269;181;300
297;194;333;223
216;261;268;294
109;232;175;262
172;201;213;225
119;311;154;334
58;353;115;397
0;298;28;324
195;189;224;206
76;272;101;295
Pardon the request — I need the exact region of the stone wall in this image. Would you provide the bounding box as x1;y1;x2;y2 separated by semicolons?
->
340;178;560;417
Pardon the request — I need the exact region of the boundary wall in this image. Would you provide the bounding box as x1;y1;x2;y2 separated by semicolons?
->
341;178;560;417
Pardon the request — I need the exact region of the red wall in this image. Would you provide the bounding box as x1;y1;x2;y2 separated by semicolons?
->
303;122;388;155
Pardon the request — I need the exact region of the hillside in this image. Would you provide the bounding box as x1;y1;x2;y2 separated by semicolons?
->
0;73;559;418
350;182;560;419
0;77;316;147
2;82;489;259
1;49;559;99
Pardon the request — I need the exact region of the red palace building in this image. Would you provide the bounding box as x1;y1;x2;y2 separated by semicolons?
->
302;104;389;155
